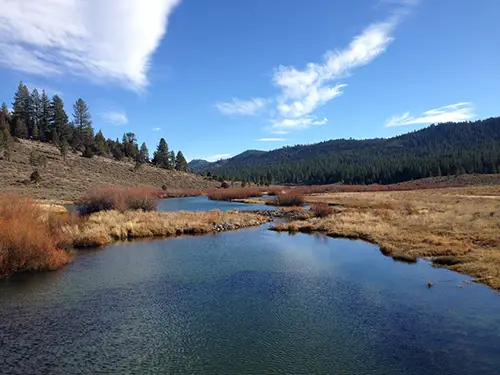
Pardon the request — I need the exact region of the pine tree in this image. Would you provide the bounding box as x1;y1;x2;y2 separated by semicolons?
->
32;124;40;140
94;130;109;156
72;98;94;150
0;130;4;153
59;139;69;161
175;151;188;171
169;150;175;169
138;142;149;163
1;104;13;149
0;107;8;133
109;138;124;160
39;91;51;141
14;118;28;138
122;132;139;159
152;138;170;169
31;88;41;139
12;82;31;137
50;95;69;143
1;102;8;117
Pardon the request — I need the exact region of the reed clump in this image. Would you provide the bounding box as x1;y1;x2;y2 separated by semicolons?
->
77;186;158;214
273;193;305;207
0;194;71;278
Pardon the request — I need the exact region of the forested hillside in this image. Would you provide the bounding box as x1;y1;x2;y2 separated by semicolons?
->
191;117;500;185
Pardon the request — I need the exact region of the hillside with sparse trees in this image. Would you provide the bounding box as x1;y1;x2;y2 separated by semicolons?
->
0;82;217;201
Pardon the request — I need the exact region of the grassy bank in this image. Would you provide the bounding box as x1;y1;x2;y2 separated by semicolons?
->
0;188;270;278
271;186;500;290
64;210;270;247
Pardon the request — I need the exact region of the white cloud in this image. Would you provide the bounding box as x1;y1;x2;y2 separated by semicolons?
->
272;19;397;125
385;102;476;127
99;111;128;126
255;138;286;142
0;0;181;90
206;153;231;162
152;127;162;131
215;98;267;116
214;1;415;134
271;117;328;132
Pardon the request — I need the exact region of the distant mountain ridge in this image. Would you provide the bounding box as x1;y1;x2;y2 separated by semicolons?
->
188;159;212;171
189;117;500;185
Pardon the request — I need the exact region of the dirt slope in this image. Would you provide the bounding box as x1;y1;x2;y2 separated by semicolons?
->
0;139;218;202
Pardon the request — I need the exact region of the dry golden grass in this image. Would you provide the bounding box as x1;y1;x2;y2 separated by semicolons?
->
64;210;270;247
272;186;500;290
0;194;71;278
0;139;218;202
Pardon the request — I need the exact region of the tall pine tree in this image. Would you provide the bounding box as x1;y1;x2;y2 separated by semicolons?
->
49;95;69;144
72;98;94;151
138;142;149;163
12;82;31;137
94;130;109;156
152;138;170;169
175;151;188;171
30;89;41;140
39;90;51;142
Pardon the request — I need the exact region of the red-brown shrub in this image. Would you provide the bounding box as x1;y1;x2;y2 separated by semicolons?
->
273;193;305;207
207;187;267;201
158;188;206;198
77;186;158;214
0;194;70;278
311;203;333;218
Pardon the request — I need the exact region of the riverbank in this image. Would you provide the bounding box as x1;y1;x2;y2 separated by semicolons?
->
271;186;500;290
0;192;272;278
63;209;271;248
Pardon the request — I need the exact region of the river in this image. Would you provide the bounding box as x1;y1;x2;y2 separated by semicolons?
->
1;200;500;374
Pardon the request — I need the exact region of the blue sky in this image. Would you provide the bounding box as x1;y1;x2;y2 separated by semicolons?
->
0;0;498;161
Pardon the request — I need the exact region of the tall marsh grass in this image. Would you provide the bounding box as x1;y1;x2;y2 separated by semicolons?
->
77;186;158;214
0;194;71;278
273;193;305;207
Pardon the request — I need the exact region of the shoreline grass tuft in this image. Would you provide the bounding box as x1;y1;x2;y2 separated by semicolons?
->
64;210;270;248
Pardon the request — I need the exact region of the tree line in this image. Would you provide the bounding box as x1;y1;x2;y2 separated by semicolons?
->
195;117;500;185
0;82;188;171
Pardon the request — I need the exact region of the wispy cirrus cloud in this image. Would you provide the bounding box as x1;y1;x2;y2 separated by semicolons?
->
206;153;231;162
215;98;267;116
270;117;328;134
0;0;181;90
270;18;400;130
99;110;128;126
255;138;287;142
214;1;417;135
385;102;476;127
152;127;162;131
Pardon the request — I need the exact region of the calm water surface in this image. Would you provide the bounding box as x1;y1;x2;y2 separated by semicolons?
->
157;195;276;212
1;206;500;374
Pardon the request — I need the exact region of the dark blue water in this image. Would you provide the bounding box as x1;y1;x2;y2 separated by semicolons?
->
157;195;276;212
1;225;499;374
